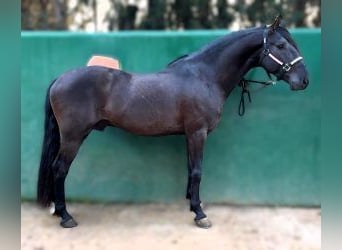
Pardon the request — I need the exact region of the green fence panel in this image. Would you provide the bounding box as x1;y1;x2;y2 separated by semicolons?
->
21;29;320;205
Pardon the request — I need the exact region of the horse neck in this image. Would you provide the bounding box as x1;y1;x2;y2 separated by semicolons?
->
194;28;264;97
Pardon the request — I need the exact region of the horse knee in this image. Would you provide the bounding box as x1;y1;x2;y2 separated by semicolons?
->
191;169;202;182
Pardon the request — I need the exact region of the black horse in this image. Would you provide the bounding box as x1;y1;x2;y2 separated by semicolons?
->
37;17;309;229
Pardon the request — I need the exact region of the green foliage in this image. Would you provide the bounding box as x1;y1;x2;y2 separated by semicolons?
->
140;0;167;30
239;0;320;28
99;1;138;30
21;0;68;30
215;0;234;29
194;0;213;29
172;0;194;29
245;0;282;26
21;0;321;31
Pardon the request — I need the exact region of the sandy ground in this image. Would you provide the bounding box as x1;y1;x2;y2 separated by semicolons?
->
21;202;320;250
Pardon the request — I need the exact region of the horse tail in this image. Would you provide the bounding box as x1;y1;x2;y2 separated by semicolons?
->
37;79;60;207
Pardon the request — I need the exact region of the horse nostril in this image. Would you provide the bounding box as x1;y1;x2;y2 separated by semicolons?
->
303;78;309;85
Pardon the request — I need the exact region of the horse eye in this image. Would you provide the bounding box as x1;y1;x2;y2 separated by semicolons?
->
277;43;285;49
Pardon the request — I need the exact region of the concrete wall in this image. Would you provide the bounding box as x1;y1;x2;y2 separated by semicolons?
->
21;29;321;205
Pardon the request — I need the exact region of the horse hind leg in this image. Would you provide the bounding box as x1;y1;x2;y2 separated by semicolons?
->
51;132;88;228
51;117;107;227
185;137;192;200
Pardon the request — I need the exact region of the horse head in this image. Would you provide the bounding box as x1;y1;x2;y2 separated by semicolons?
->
259;15;309;90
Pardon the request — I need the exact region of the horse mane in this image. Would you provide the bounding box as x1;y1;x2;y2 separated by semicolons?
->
192;27;262;56
166;26;299;68
167;27;262;67
167;54;189;66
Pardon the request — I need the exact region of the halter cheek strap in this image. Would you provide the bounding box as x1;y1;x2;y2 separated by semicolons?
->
262;28;303;79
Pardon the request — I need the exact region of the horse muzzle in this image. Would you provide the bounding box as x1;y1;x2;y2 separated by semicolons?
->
289;74;309;91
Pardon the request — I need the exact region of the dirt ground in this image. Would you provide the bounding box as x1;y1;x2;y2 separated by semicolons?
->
21;202;320;250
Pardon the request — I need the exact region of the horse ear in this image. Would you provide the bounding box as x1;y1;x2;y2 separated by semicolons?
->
269;14;282;31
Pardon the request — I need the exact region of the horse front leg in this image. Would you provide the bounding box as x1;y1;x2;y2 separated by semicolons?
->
186;129;212;228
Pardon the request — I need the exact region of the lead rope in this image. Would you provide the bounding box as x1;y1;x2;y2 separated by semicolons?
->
238;76;276;116
238;79;251;116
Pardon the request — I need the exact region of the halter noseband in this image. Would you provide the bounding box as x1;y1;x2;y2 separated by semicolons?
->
261;28;303;79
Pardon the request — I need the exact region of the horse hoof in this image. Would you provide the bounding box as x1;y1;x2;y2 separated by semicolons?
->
60;218;78;228
194;217;212;229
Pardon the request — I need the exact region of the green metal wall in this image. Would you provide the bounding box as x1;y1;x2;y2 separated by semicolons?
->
21;29;321;205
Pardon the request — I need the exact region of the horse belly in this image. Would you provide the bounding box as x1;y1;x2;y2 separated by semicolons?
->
111;97;183;136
